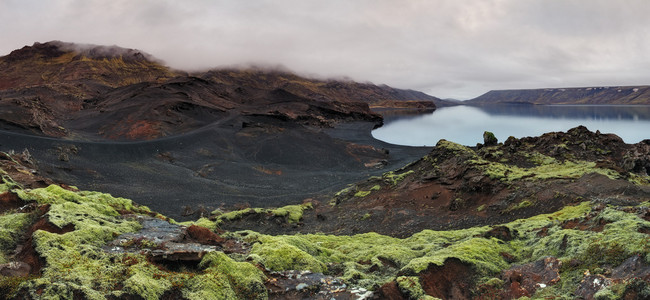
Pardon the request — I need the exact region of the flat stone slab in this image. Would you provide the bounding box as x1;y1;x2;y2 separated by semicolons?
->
103;215;217;261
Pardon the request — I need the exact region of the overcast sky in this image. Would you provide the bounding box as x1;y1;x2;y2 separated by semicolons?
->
2;0;650;99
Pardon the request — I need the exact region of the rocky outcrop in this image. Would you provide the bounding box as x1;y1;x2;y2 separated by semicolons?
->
219;126;650;238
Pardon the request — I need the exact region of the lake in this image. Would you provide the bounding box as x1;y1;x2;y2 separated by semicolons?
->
372;104;650;146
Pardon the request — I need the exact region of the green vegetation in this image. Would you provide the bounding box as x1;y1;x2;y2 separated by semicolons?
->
0;145;648;299
483;131;498;145
354;190;372;197
0;213;33;263
436;140;625;182
396;276;436;300
215;202;313;225
382;170;415;186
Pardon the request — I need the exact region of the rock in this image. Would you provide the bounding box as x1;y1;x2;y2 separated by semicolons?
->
483;225;518;241
611;255;650;280
501;257;561;298
104;216;218;263
375;281;407;300
0;261;31;277
418;258;475;300
187;225;225;245
575;274;612;299
483;131;498;146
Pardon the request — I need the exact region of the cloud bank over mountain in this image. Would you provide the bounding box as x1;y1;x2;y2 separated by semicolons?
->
2;0;650;99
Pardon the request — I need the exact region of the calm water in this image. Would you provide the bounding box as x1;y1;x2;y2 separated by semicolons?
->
372;105;650;146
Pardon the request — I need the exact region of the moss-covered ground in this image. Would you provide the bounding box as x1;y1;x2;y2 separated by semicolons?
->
2;171;649;299
1;131;650;299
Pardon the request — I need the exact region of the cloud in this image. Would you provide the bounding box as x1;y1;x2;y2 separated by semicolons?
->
2;0;650;99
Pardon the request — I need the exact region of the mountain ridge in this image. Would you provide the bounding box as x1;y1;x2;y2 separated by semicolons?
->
468;85;650;105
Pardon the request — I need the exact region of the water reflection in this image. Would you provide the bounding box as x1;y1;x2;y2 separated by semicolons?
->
372;105;650;146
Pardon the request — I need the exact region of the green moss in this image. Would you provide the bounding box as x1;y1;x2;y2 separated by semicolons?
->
180;217;217;231
404;237;510;275
271;202;312;224
361;213;371;220
199;252;267;299
16;185;144;213
0;212;33;253
334;185;355;197
122;260;173;300
217;202;313;225
472;158;620;182
354;190;372;197
503;199;533;213
181;272;237;300
383;170;415;186
436;140;476;156
396;276;439;299
483;131;498;145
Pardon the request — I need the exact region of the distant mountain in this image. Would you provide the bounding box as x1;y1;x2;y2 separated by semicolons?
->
467;86;650;105
0;41;438;140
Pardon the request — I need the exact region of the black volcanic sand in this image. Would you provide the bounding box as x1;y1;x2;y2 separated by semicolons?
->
0;117;430;220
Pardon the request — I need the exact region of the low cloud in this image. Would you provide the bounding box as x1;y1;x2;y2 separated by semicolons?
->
2;0;650;99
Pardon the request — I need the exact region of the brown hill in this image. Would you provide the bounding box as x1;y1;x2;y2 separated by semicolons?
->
0;41;177;91
0;41;178;137
468;86;650;105
0;41;436;140
220;126;650;237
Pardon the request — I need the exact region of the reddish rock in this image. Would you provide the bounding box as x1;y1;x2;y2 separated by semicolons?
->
0;191;23;213
611;255;650;281
375;281;407;300
418;258;475;300
500;257;561;299
575;274;611;300
186;225;225;245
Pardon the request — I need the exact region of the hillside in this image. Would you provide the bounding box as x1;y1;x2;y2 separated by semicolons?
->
0;126;649;299
0;41;433;221
468;86;650;105
0;41;437;140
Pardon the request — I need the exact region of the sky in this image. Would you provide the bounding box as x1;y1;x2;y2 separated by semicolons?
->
2;0;650;100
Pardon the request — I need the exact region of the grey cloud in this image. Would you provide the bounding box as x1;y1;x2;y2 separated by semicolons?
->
2;0;650;99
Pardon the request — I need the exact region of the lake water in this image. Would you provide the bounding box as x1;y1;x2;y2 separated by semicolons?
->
372;105;650;146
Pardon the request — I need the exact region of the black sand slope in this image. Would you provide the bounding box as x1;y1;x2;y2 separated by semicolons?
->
0;116;430;220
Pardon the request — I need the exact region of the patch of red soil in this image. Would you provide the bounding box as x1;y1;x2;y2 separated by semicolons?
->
375;281;407;300
253;166;283;176
108;119;162;140
186;225;225;245
418;258;475;300
0;192;23;213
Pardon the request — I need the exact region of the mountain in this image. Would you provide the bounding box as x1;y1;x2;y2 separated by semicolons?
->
467;85;650;105
0;41;434;221
0;41;436;140
0;41;178;137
